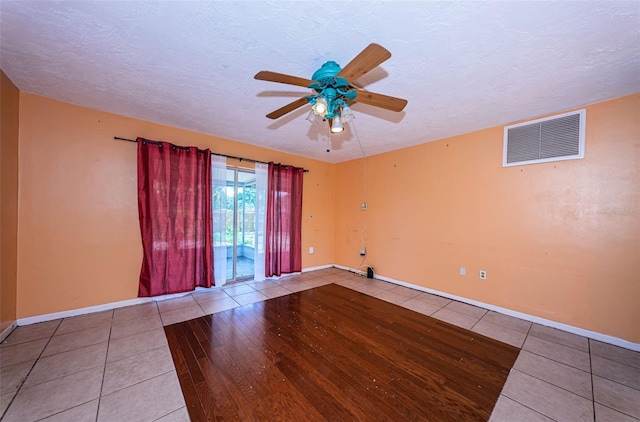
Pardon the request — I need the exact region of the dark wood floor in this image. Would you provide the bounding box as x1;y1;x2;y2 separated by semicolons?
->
164;283;519;421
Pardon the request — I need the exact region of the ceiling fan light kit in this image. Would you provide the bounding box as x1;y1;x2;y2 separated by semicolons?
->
254;43;407;135
340;104;355;123
330;117;344;133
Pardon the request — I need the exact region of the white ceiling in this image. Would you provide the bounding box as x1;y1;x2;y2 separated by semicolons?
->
1;1;638;164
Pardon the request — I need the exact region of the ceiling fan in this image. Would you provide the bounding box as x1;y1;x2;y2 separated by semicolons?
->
254;43;407;133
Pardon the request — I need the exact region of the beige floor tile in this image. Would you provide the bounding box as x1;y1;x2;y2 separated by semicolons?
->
42;324;110;356
311;269;335;277
278;279;313;292
56;311;113;335
314;268;343;277
155;406;191;421
199;297;240;314
592;355;640;390
443;301;487;319
97;371;185;422
350;283;388;297
3;366;103;422
192;289;230;305
23;342;107;388
412;292;452;307
156;295;199;313
401;297;442;316
302;277;333;287
221;283;256;296
326;271;356;283
38;399;98;421
471;320;527;348
386;285;422;299
0;338;48;368
0;360;35;395
489;395;554;422
528;324;589;352
233;291;268;306
2;320;60;346
363;279;396;291
107;327;168;362
112;302;159;321
522;335;591;372
102;345;174;395
110;313;163;340
0;392;14;416
332;277;366;290
479;311;532;334
161;305;206;326
594;403;638;422
375;289;414;305
513;350;592;399
593;375;640;419
431;308;480;330
315;268;338;275
274;274;303;284
591;340;640;369
317;273;342;283
262;286;292;299
502;369;593;421
246;280;280;291
298;272;320;281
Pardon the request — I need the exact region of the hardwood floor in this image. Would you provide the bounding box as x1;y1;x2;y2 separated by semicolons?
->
164;283;519;421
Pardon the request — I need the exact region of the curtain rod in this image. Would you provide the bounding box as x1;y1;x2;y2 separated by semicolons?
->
114;137;308;172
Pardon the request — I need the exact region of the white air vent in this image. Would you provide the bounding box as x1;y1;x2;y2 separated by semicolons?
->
503;109;585;167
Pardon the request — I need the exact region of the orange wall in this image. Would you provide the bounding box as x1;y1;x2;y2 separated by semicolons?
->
13;90;640;344
16;93;335;318
335;94;639;343
1;70;20;333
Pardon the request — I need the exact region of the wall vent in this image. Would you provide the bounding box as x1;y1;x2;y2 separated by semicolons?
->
503;109;585;167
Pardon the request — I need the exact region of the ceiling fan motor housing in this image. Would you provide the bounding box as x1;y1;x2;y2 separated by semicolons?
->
307;61;357;119
311;61;343;84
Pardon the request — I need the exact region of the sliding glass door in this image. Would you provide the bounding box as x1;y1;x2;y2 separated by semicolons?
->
225;168;256;282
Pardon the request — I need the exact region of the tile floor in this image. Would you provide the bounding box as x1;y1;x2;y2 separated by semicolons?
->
1;268;638;421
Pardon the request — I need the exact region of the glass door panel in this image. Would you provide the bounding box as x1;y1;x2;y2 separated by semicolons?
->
236;176;256;279
225;168;256;282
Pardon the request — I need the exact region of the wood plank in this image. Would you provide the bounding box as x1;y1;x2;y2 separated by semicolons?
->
165;283;519;421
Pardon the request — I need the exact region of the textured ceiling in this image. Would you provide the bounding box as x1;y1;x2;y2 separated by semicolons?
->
1;1;638;163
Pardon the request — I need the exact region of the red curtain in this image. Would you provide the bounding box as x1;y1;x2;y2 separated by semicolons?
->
137;137;213;297
265;162;304;277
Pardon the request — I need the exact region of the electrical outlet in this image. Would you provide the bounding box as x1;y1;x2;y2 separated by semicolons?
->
309;246;314;254
359;249;366;256
479;270;487;280
361;202;367;211
459;266;466;276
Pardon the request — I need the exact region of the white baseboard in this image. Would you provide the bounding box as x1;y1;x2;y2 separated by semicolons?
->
16;288;207;327
261;264;333;281
15;264;639;352
0;320;18;342
302;264;333;273
14;266;335;327
17;297;152;326
334;264;640;352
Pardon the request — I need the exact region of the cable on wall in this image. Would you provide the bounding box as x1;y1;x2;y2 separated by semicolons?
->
348;120;370;276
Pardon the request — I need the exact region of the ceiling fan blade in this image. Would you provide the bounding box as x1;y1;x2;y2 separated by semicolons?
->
338;43;391;83
266;97;309;119
354;88;407;112
254;71;313;88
